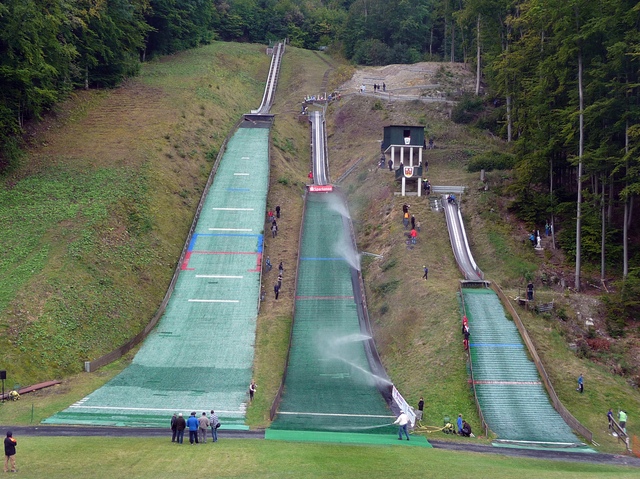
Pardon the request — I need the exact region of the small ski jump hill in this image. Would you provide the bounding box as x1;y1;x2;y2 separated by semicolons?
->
443;195;594;451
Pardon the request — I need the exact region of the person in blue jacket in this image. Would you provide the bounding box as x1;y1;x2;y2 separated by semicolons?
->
186;412;200;444
457;414;463;435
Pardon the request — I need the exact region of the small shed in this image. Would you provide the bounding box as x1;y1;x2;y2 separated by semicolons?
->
382;125;425;150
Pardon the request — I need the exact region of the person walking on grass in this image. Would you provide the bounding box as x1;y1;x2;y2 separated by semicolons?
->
249;380;257;402
271;220;278;238
268;209;274;223
187;412;199;445
279;262;284;275
577;373;584;394
210;410;220;443
403;211;410;229
274;283;280;300
4;431;17;473
276;205;281;218
422;265;428;280
175;413;186;444
198;412;210;444
393;412;410;441
266;256;272;272
457;414;463;435
619;410;627;434
410;228;417;244
411;215;416;230
171;413;178;442
608;409;614;431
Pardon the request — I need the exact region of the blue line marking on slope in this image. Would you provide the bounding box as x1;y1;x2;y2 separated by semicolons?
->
470;343;524;348
257;234;264;253
188;234;199;252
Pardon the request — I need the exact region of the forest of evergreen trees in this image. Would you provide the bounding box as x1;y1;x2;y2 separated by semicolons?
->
1;1;639;320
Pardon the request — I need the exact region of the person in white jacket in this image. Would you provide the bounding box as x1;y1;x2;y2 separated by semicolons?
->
393;412;410;440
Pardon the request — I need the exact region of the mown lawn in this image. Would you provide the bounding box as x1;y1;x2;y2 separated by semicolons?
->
10;437;639;478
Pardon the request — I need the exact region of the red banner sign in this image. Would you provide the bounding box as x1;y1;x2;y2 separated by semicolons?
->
309;185;333;192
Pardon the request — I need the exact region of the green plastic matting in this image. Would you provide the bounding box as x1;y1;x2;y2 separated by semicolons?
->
463;288;588;448
44;127;270;428
269;194;397;435
266;429;432;447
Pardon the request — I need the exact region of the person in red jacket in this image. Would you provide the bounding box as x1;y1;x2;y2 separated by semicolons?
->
410;228;417;244
4;431;17;473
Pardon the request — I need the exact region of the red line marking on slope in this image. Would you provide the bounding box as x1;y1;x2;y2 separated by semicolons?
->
468;380;542;385
247;253;262;272
295;296;355;299
181;251;259;271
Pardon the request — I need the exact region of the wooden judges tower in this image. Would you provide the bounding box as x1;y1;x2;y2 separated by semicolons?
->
382;125;425;196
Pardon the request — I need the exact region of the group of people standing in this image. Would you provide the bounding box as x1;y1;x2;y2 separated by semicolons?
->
266;206;285;300
171;410;220;445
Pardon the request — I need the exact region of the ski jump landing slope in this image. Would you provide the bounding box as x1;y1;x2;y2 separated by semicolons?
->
45;126;270;428
269;192;395;433
443;197;588;448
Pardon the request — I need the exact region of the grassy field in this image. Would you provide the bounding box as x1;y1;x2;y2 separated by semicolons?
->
0;43;270;385
7;436;638;478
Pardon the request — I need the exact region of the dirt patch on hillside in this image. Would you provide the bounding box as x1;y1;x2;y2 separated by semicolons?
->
340;62;476;95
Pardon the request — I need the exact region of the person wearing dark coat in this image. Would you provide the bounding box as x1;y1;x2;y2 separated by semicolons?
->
175;413;186;444
276;205;281;218
4;431;17;473
171;414;178;442
274;283;280;300
388;159;393;171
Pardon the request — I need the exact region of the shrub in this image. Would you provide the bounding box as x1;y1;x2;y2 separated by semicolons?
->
372;100;384;111
452;94;485;124
371;279;401;297
467;151;516;172
381;259;396;271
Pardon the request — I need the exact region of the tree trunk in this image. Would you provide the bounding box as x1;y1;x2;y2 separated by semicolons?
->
475;14;481;95
506;94;512;142
444;17;448;61
85;66;89;90
607;175;613;224
550;157;556;249
430;28;433;56
601;174;606;280
575;48;584;292
624;122;629;277
451;23;455;63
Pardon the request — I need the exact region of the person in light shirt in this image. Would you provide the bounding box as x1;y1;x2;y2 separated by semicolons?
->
393;412;410;441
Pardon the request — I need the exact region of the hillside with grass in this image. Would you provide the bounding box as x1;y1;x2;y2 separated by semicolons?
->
0;43;270;384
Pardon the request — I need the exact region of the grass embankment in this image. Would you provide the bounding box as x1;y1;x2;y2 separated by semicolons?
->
0;43;270;385
247;48;337;427
8;437;638;478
